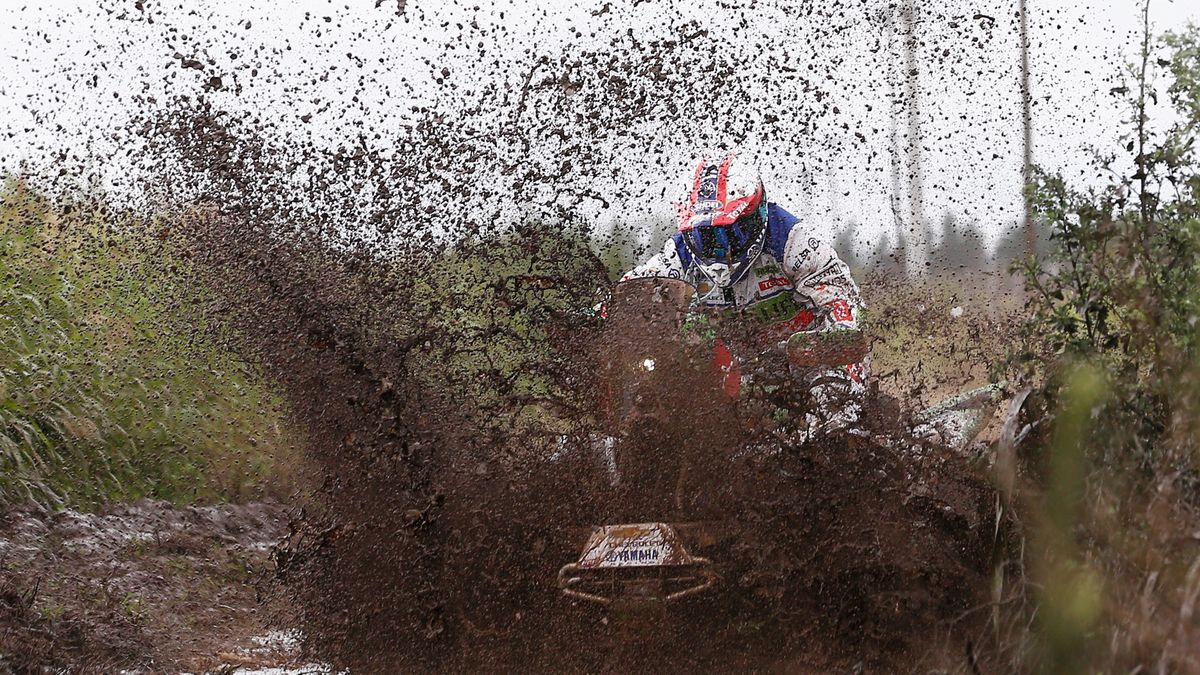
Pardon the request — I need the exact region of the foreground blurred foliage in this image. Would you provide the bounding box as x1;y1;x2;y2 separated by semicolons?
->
0;178;298;509
1003;20;1200;673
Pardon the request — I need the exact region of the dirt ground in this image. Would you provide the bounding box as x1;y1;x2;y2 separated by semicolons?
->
0;499;300;673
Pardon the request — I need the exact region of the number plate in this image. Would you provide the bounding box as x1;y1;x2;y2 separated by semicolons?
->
577;523;692;569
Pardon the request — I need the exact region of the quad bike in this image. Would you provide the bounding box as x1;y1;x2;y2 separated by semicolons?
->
555;278;725;609
556;278;873;609
556;277;1003;610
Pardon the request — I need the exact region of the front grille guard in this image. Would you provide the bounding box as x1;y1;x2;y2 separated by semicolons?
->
557;557;718;605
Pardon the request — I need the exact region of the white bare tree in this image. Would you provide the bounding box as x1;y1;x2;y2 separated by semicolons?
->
886;0;926;275
1020;0;1035;257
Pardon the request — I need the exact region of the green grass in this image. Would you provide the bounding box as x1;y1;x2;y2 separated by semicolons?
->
0;178;299;509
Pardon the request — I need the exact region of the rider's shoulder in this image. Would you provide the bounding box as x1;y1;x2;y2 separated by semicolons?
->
776;217;834;251
765;202;797;258
767;203;832;258
770;209;843;272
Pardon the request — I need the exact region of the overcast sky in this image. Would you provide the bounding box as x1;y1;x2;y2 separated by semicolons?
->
2;0;1199;250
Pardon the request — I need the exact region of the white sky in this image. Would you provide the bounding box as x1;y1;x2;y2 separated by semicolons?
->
1;0;1199;251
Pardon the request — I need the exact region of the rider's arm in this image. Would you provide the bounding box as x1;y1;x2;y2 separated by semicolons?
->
620;236;686;282
582;237;687;322
780;230;863;331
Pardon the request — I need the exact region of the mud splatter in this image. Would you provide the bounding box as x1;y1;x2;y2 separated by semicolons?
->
0;0;1047;671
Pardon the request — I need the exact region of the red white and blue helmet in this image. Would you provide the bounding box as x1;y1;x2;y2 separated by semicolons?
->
676;152;768;287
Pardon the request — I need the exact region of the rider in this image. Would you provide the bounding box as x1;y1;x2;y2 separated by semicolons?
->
621;151;867;438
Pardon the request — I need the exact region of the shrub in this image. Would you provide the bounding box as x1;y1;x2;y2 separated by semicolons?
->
998;20;1200;673
1016;22;1200;476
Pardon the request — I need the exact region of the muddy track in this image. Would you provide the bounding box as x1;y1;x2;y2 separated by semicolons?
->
0;500;291;673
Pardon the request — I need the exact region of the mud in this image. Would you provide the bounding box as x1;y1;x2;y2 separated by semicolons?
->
0;499;290;672
1;3;1026;671
158;166;1001;672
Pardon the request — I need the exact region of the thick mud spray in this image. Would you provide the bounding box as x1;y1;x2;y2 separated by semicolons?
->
177;223;996;672
134;107;1001;673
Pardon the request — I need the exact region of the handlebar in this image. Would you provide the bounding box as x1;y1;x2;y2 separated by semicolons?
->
602;278;870;370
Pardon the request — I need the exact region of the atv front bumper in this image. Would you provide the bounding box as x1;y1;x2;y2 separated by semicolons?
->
558;522;718;605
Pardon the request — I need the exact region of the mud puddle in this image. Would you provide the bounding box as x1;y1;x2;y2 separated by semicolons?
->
0;499;294;673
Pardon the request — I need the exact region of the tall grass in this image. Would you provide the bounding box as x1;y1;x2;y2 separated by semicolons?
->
0;178;298;509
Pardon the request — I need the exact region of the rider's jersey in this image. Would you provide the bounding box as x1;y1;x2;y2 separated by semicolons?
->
621;202;863;346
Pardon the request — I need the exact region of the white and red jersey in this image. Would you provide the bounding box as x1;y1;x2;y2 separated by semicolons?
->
622;202;863;346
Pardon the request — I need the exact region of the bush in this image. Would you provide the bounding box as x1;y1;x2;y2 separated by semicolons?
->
1017;22;1200;476
998;21;1200;674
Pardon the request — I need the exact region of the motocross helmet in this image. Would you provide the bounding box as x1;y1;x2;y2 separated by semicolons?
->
677;152;769;289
